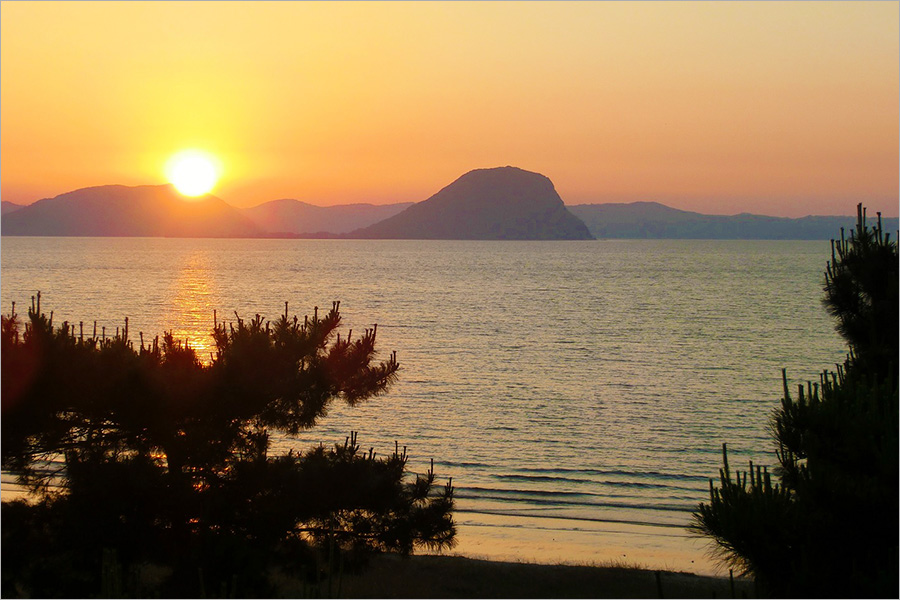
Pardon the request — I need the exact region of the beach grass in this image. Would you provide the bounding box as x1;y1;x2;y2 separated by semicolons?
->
271;553;755;599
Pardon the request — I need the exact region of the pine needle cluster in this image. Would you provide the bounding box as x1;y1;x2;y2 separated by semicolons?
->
1;298;455;597
692;205;898;597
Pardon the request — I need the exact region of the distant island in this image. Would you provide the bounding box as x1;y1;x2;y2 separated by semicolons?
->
568;202;900;240
2;170;896;240
349;166;592;240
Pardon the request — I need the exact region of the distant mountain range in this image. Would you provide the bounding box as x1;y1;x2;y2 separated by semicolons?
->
1;185;259;237
2;171;894;240
242;199;413;236
2;201;25;216
1;188;412;238
568;202;899;240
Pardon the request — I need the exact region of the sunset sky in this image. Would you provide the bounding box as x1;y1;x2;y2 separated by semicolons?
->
1;1;897;217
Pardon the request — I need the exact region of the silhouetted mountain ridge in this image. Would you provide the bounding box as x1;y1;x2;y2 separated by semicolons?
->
1;185;259;237
350;167;593;240
242;199;414;235
3;181;894;240
569;202;900;240
1;201;25;216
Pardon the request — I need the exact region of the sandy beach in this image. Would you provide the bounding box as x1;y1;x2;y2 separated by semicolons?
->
448;511;721;577
272;553;755;599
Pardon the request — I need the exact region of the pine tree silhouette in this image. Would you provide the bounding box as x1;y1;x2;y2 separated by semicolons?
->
1;298;455;597
692;204;898;597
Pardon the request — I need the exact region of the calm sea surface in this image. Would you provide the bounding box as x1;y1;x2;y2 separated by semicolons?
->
0;237;846;572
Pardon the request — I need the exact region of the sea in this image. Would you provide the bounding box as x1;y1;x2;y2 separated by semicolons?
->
0;237;847;575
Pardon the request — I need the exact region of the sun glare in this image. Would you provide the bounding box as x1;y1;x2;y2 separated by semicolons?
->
166;150;221;197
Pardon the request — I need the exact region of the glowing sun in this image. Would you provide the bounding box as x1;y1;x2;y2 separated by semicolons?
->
166;150;221;197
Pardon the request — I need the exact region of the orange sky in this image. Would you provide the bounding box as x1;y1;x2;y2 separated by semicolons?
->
1;1;897;217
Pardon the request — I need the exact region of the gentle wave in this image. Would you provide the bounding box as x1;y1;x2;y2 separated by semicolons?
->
454;508;693;532
0;238;848;562
437;462;714;483
455;487;695;512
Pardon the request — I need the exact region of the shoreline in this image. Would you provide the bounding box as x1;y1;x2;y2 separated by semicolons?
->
448;509;722;577
1;482;723;578
275;553;755;599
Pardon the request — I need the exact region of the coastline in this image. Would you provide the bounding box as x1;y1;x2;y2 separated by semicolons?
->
449;510;722;577
1;480;723;578
274;553;754;599
3;482;747;598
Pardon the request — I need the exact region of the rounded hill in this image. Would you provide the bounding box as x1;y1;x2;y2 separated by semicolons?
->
0;185;259;238
350;167;593;240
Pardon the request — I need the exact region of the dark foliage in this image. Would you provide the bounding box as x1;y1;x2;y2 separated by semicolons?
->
693;205;898;598
1;298;455;597
823;205;899;380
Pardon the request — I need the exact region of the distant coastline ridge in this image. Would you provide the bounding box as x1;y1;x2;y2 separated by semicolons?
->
2;169;896;239
568;201;899;240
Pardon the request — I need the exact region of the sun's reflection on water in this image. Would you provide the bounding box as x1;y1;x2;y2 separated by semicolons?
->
164;251;219;360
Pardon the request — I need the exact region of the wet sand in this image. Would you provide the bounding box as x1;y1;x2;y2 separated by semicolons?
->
449;512;720;577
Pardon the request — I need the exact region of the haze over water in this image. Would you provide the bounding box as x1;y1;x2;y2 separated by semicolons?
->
1;237;846;573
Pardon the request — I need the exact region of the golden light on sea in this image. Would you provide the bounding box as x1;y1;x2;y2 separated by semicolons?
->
166;250;218;360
